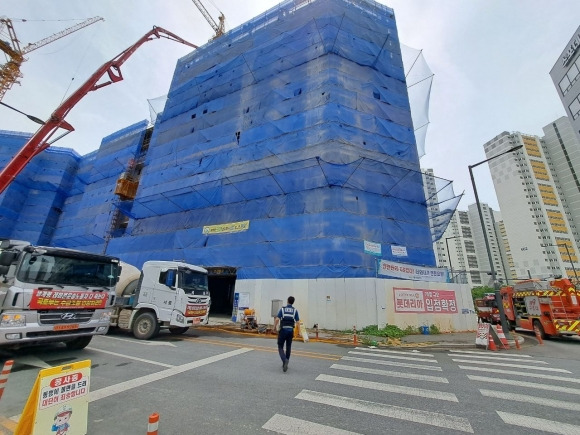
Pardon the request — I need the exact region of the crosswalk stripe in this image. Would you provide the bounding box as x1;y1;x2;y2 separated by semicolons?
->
452;358;571;373
342;356;442;371
296;390;474;433
316;374;458;402
480;389;580;411
497;411;580;435
349;351;437;363
447;353;546;364
331;364;449;383
354;347;434;357
262;414;361;435
450;350;532;358
468;375;580;395
458;365;580;383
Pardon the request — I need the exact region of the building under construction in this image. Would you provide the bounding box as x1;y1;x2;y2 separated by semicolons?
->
0;0;471;330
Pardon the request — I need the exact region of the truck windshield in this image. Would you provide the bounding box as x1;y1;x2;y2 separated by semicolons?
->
16;252;121;288
178;268;209;295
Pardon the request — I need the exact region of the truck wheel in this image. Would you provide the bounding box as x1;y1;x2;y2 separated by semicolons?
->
169;326;189;335
533;320;546;340
65;336;93;350
133;312;160;340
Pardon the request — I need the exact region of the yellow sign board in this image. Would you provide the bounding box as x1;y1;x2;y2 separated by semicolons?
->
15;360;91;435
202;220;250;235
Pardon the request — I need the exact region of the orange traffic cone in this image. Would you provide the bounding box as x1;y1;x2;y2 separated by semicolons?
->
514;335;521;350
488;333;497;351
353;326;358;346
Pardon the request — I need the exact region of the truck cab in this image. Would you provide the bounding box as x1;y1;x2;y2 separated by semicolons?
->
0;239;121;349
111;260;211;340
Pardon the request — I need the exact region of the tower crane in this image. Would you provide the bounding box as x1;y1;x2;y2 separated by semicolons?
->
0;16;104;102
0;26;197;195
190;0;225;40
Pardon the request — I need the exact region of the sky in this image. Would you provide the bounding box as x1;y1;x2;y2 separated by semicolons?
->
2;0;580;211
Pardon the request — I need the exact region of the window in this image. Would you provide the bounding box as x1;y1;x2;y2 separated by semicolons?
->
569;94;580;120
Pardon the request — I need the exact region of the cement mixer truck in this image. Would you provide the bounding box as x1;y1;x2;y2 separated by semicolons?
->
110;260;211;340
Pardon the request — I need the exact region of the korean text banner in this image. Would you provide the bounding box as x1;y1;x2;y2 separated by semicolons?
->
378;260;447;282
394;288;458;314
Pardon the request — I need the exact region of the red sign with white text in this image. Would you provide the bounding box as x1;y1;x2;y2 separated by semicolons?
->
30;289;108;310
394;288;458;314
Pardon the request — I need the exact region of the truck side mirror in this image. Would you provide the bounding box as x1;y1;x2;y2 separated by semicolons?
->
0;251;17;267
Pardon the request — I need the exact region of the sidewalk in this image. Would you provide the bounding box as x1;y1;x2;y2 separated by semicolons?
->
204;318;527;349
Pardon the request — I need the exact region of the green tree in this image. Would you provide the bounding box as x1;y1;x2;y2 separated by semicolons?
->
471;286;494;301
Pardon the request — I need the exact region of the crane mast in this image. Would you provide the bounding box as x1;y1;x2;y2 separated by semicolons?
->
0;26;197;195
190;0;225;40
0;16;104;102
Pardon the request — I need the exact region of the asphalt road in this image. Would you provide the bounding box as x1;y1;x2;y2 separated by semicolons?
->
0;328;579;434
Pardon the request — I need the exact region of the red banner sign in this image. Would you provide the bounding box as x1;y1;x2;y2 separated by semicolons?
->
185;304;207;317
30;290;108;310
394;288;458;314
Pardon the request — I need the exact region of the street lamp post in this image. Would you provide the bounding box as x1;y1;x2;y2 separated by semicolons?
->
468;144;522;340
445;236;459;283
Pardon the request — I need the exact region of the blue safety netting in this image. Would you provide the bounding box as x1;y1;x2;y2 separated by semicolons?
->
0;0;460;279
104;0;440;277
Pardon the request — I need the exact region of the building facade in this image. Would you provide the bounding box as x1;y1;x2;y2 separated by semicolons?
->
484;129;580;281
551;25;580;144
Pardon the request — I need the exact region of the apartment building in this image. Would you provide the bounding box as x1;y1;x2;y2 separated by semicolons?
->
551;25;580;144
484;129;580;281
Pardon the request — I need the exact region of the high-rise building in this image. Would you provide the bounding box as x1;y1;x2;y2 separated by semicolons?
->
467;202;508;286
542;116;580;244
550;25;580;143
484;128;580;281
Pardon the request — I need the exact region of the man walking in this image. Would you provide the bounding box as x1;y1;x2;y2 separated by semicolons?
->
274;296;300;372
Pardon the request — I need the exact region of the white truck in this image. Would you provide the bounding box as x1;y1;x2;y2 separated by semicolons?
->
110;260;211;340
0;239;121;350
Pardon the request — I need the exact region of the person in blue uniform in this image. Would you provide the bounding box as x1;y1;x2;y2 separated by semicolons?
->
274;296;300;372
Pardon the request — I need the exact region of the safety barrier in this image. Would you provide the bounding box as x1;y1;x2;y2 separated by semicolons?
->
0;360;14;401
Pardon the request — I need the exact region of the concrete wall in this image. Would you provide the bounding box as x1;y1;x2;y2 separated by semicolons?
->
235;278;477;332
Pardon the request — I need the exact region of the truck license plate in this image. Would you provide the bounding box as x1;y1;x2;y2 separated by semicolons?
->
192;317;201;325
53;324;79;331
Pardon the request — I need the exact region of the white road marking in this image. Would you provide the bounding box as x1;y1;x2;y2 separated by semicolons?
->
98;335;177;347
316;374;458;402
86;347;174;368
342;356;442;371
497;411;580;435
468;375;580;395
262;414;361;435
452;358;571;373
348;351;437;363
458;365;580;383
447;353;546;363
89;348;252;402
354;347;434;357
296;390;473;433
330;364;448;383
450;350;532;358
480;389;580;411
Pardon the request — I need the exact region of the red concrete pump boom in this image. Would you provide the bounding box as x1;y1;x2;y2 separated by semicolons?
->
0;26;197;194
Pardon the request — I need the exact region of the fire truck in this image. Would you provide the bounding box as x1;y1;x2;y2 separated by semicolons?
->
500;278;580;339
474;293;500;324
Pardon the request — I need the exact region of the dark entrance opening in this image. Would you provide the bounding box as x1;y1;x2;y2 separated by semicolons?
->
205;266;237;316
